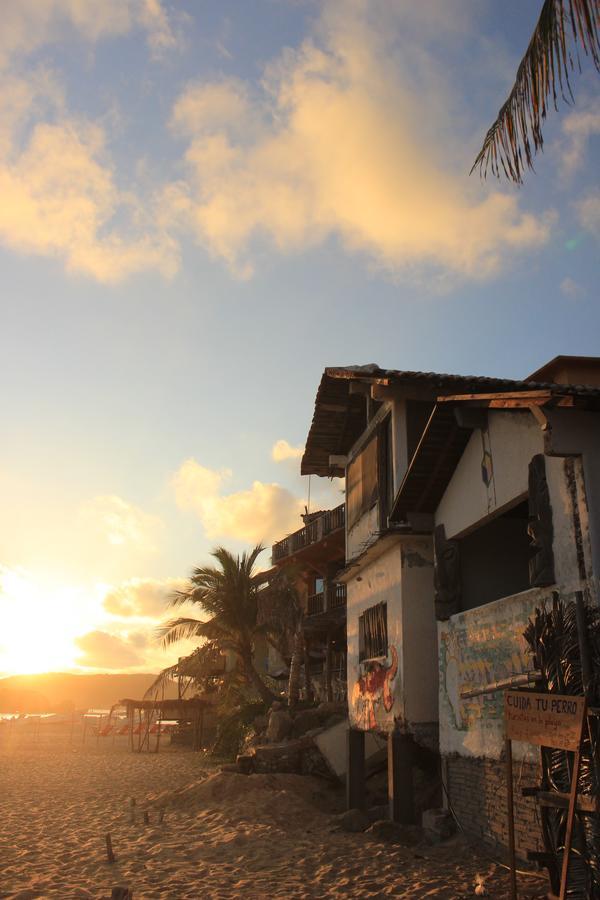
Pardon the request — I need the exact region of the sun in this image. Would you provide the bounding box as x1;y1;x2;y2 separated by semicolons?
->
0;569;97;675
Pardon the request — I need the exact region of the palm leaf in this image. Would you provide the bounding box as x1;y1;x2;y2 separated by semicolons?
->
471;0;600;183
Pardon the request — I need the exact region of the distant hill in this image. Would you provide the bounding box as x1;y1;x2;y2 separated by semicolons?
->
0;672;178;712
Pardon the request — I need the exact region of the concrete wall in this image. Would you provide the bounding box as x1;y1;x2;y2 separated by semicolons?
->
436;410;543;539
438;586;548;759
436;410;597;761
347;501;380;562
546;408;600;600
346;537;437;740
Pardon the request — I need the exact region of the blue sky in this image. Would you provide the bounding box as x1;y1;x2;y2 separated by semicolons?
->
1;0;598;675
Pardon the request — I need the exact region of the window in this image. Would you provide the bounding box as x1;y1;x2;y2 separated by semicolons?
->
458;499;531;611
358;602;388;662
347;432;379;529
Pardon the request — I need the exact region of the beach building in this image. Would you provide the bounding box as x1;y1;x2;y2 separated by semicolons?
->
301;357;600;852
255;507;347;702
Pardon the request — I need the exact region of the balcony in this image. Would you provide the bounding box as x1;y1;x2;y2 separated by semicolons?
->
272;503;345;564
306;583;346;618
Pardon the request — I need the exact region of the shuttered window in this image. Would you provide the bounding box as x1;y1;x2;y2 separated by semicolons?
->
347;433;379;529
358;602;388;662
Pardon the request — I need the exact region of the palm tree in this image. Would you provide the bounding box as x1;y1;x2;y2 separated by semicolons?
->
158;544;277;707
472;0;599;182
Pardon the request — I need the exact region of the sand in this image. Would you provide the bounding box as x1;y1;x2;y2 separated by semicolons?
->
0;737;549;899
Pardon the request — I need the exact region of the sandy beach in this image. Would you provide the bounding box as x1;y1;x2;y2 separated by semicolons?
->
0;735;548;899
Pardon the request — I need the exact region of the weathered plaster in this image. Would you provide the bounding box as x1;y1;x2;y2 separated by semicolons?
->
436;411;543;539
347;502;380;562
438;586;548;760
438;582;595;760
346;537;437;737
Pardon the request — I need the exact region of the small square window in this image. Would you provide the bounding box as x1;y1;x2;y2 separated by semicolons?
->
358;602;388;662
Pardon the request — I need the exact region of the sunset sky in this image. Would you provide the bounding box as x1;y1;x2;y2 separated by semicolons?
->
1;0;598;677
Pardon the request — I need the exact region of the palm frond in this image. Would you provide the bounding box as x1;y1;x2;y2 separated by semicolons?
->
144;661;181;699
472;0;600;183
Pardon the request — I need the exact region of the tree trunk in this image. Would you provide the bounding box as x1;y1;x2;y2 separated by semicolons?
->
287;626;303;709
240;651;277;706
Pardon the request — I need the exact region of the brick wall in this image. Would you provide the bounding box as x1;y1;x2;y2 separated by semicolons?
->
445;754;544;860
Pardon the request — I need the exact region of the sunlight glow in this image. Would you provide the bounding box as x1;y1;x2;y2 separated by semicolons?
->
0;568;100;675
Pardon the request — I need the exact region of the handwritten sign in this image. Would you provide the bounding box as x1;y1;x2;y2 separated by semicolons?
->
504;691;585;751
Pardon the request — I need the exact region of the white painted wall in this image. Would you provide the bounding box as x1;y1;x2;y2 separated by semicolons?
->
439;586;548;760
347;502;380;561
436;411;543;539
346;537;437;736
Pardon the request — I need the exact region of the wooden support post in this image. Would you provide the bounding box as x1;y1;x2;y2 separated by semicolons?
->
505;737;517;900
388;731;415;824
304;637;314;703
558;723;585;900
111;888;133;899
105;833;116;864
346;728;366;811
325;631;333;704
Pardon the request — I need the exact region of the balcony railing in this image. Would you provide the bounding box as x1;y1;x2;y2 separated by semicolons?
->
306;583;346;618
272;503;345;563
331;583;347;609
307;591;325;616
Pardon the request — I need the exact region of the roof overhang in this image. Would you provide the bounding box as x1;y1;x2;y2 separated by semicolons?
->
300;365;591;479
390;389;600;524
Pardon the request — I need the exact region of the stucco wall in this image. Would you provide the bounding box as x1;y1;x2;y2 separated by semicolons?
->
347;502;380;562
438;586;549;759
436;411;543;539
346;537;437;737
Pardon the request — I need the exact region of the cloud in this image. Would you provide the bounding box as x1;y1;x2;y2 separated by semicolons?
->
165;0;553;282
75;630;142;668
103;577;189;618
272;439;304;462
560;277;586;301
172;458;303;544
81;495;163;553
576;190;600;239
0;87;179;282
0;0;180;69
0;1;182;283
558;99;600;179
170;79;251;137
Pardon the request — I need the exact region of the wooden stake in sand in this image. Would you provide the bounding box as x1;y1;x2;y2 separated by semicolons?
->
105;833;116;864
111;888;133;899
143;811;150;826
158;807;165;825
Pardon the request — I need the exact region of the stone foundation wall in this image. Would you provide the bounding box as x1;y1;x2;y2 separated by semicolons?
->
445;754;544;860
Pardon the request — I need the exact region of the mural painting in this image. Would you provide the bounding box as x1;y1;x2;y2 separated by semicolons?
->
438;589;549;758
351;645;398;730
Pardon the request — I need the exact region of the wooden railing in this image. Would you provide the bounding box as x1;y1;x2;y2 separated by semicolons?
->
272;503;345;562
330;584;347;609
307;591;325;616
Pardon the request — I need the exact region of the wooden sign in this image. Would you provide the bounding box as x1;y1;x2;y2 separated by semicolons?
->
504;691;585;751
504;691;587;900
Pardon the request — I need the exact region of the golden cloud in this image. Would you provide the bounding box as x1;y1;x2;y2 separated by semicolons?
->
172;458;304;545
0;0;180;69
75;630;142;669
166;2;554;282
81;495;163;553
271;439;304;463
103;576;189;618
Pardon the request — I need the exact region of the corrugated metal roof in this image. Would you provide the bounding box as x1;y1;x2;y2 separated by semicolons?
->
301;365;600;477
